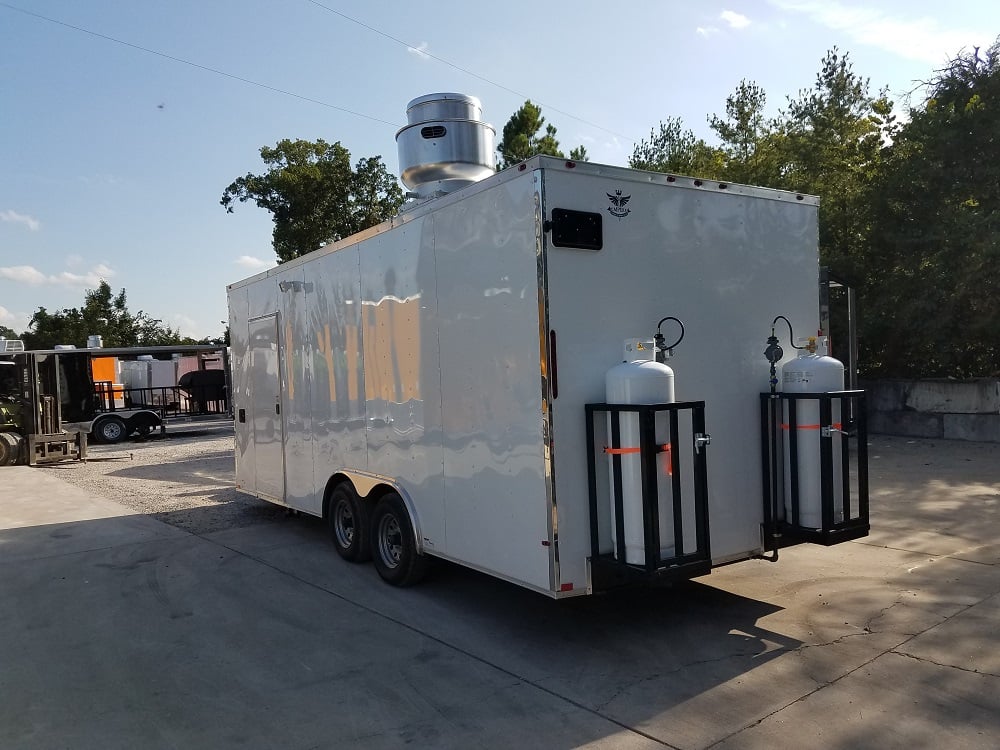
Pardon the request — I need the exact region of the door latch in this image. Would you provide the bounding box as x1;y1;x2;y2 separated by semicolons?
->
694;433;712;453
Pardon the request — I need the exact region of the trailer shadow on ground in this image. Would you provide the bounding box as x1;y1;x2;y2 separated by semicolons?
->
153;499;1000;749
7;439;1000;748
195;504;809;740
0;503;802;750
17;432;1000;747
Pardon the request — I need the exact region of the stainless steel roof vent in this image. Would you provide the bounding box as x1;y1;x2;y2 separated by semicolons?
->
396;93;495;198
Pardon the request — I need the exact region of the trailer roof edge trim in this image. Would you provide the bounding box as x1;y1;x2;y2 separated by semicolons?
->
226;155;819;292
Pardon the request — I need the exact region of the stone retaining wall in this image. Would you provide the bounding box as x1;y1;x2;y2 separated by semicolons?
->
862;379;1000;442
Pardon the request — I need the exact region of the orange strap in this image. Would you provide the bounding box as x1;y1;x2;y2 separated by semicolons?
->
603;444;674;476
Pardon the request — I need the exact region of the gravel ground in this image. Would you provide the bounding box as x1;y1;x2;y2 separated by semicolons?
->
37;419;290;535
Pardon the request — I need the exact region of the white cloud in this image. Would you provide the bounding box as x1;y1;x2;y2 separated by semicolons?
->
721;10;751;29
168;313;224;340
0;305;30;335
697;26;721;37
0;210;40;231
770;0;980;64
170;313;198;334
407;41;430;60
0;263;115;288
0;266;47;284
235;255;273;271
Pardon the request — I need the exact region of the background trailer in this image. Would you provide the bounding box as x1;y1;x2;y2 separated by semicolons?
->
228;94;867;597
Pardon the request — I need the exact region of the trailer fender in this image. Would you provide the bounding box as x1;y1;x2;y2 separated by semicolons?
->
325;470;426;556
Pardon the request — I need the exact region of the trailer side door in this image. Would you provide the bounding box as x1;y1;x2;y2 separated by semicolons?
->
248;313;285;501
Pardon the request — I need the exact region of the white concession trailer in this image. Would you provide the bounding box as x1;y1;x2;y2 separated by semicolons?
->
228;94;868;597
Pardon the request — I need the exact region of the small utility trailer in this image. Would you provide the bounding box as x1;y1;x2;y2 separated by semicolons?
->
227;93;868;597
0;343;229;465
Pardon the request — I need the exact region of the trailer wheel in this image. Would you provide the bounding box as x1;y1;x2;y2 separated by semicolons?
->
0;431;20;466
328;484;370;562
371;492;428;587
94;416;126;444
132;414;160;440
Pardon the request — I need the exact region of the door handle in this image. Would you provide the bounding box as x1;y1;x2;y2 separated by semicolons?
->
275;403;280;415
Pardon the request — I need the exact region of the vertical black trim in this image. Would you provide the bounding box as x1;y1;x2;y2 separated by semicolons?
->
639;408;659;570
692;405;710;560
549;330;558;400
759;395;776;552
585;407;600;558
857;393;870;523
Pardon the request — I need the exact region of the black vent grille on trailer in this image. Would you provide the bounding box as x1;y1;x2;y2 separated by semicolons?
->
420;125;447;139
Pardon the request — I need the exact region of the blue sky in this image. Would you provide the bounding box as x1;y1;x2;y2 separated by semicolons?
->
2;0;997;340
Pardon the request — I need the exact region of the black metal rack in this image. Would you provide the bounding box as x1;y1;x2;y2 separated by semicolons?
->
759;391;869;550
585;401;712;589
93;382;229;418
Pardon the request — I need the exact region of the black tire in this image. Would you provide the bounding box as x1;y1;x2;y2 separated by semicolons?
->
93;416;127;444
328;483;371;562
0;431;20;466
370;492;428;587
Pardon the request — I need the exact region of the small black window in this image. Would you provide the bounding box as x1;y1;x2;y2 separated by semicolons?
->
421;125;447;139
550;208;603;250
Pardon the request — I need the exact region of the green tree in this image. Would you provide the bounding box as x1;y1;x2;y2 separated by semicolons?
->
707;80;777;185
221;139;403;263
632;51;896;373
21;281;183;350
196;330;229;347
766;49;895;372
866;39;1000;376
497;100;562;168
496;100;589;169
628;116;723;176
0;325;17;340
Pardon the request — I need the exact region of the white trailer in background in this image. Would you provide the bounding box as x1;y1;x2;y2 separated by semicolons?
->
228;94;868;597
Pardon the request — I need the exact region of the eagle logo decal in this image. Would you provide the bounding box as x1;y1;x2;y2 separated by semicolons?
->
607;189;631;218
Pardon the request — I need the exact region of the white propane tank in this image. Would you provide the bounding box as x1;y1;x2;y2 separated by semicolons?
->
781;336;845;529
605;338;675;565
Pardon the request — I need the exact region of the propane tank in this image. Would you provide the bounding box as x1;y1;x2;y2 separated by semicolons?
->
781;335;845;529
605;338;675;565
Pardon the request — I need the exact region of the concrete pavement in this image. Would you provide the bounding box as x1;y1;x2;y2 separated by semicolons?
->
1;434;998;749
